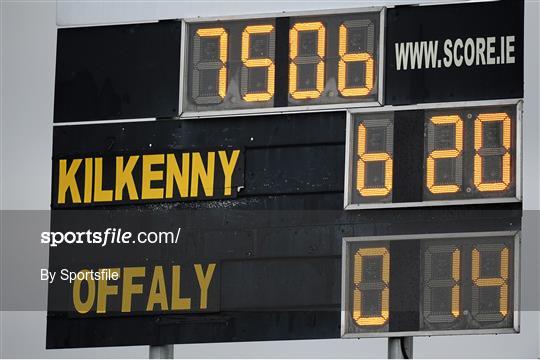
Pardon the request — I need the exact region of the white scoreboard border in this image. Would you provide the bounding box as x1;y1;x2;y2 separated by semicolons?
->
343;99;523;210
178;7;386;119
340;230;521;338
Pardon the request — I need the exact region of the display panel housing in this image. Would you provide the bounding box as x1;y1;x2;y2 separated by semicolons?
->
341;231;520;338
344;100;522;209
181;8;383;117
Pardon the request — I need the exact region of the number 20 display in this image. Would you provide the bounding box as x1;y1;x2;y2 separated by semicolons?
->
345;101;521;209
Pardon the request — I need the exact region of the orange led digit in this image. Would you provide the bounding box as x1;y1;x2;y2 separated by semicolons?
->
356;124;392;197
196;28;228;99
474;113;512;192
472;247;509;317
241;25;275;102
451;248;461;318
338;24;375;97
289;22;326;100
353;247;390;326
426;115;463;194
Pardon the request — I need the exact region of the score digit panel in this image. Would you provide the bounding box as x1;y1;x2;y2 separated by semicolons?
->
182;9;383;116
344;100;522;209
341;231;520;338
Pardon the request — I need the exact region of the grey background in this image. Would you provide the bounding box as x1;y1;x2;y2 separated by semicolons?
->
1;0;539;358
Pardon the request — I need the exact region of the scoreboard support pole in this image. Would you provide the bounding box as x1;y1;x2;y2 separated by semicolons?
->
149;345;174;359
388;337;413;359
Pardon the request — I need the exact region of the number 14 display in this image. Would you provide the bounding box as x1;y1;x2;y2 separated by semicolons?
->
341;231;519;337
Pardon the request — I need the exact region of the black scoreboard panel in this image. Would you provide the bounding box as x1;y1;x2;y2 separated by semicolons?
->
54;21;182;123
345;100;522;209
342;231;519;337
47;112;522;348
48;0;525;350
385;1;523;105
182;9;382;115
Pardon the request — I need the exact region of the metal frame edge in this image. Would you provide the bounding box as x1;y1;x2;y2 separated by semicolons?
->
340;230;521;338
343;98;524;210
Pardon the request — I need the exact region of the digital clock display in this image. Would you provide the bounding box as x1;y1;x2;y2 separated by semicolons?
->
341;231;519;337
344;100;521;209
182;10;382;115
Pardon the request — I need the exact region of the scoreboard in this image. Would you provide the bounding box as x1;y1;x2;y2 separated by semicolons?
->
48;0;525;349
